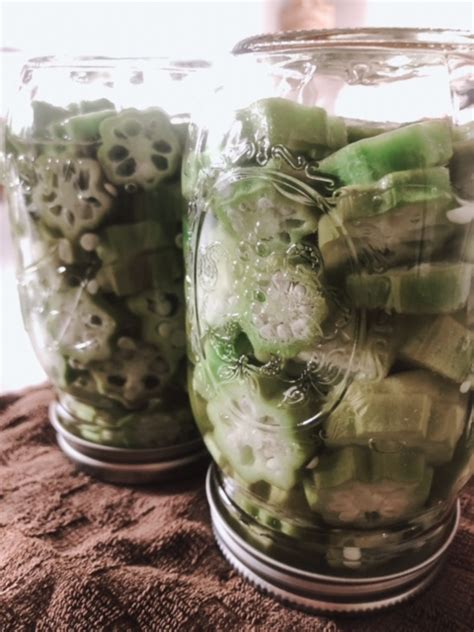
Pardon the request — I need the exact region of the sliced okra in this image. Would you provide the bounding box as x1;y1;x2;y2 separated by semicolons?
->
240;261;328;361
31;155;114;240
97;108;181;190
90;339;175;408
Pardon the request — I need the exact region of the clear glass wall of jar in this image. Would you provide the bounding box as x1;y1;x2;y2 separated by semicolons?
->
4;57;210;482
184;29;473;611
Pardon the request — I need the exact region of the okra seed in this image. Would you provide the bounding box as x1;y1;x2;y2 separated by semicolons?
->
158;322;172;337
80;233;99;251
460;380;470;394
104;182;118;197
117;337;136;351
86;280;99;294
277;324;291;340
260;324;274;340
58;240;74;264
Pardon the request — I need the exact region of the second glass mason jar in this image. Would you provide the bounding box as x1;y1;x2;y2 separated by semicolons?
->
4;57;209;482
184;29;473;610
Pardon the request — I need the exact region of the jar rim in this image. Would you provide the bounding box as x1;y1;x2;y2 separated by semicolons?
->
22;55;211;72
233;28;474;55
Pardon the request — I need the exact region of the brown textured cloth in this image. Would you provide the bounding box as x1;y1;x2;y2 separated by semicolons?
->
0;385;473;632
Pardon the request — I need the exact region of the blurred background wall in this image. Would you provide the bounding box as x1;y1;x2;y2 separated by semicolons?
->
1;0;472;391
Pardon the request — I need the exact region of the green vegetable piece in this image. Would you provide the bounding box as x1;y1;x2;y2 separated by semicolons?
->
195;224;245;331
76;98;115;114
182;150;213;201
325;380;430;449
240;262;328;361
32;101;70;137
211;176;319;245
319;119;453;185
399;315;472;386
304;447;433;527
331;167;453;223
192;326;254;401
46;288;117;363
55;109;116;143
239;97;347;156
94;249;182;297
298;312;402;383
97;108;181;189
319;190;457;277
346;262;472;314
450;140;474;200
325;371;468;465
232;483;309;539
345;118;400;143
94;221;172;263
90;339;173;408
207;380;315;490
86;220;182;296
32;155;114;240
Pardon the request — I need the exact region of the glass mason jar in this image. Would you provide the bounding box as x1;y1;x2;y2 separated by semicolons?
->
4;56;209;482
184;29;473;611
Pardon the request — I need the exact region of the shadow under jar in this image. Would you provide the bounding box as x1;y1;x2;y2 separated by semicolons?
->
183;29;473;612
4;56;210;483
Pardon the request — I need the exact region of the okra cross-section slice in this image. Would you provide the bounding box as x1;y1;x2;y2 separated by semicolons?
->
239;97;347;157
319;119;453;185
211;177;320;244
32;156;115;240
97;108;181;190
89;339;173;408
207;381;316;491
346;262;472;314
324;371;468;464
304;447;433;527
46;287;117;364
240;262;328;361
399;315;473;387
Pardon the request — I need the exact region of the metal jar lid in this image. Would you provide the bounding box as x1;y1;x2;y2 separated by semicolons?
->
206;464;460;614
50;401;209;484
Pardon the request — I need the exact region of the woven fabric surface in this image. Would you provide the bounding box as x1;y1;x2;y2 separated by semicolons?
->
0;385;473;632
